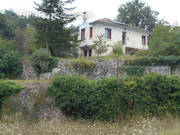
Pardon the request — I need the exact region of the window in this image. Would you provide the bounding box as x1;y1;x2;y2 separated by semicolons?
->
89;49;92;57
142;35;146;45
90;27;93;38
84;49;92;57
81;28;85;40
74;35;78;41
105;28;111;39
122;32;126;45
84;50;87;57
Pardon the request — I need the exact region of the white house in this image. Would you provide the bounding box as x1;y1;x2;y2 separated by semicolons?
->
74;14;150;57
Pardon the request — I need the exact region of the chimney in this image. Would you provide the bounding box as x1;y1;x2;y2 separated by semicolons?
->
83;12;88;23
145;25;148;30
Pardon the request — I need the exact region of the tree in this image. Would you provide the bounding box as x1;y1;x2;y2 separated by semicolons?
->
149;24;180;56
3;9;30;29
0;13;14;39
92;35;109;56
32;0;78;57
117;0;159;31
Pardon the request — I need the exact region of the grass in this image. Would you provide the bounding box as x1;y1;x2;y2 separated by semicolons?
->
0;79;52;87
0;115;179;135
58;54;141;61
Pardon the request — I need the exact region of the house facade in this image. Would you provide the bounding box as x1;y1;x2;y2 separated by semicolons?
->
75;17;150;57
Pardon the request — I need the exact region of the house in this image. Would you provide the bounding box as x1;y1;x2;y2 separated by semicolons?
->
74;13;150;57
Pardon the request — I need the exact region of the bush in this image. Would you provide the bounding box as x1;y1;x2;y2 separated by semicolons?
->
0;81;22;109
125;55;180;67
47;75;97;119
113;44;123;56
134;50;149;56
48;74;180;121
120;66;145;76
70;59;96;75
31;48;58;74
0;39;23;79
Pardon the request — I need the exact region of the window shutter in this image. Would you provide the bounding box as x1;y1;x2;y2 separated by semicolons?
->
90;27;93;38
109;29;111;39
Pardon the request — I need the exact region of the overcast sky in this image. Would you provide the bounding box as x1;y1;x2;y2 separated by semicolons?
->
0;0;180;25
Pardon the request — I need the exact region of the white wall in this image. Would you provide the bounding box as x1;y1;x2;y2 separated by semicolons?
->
78;22;149;56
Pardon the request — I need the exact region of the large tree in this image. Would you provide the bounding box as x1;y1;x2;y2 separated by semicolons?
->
149;24;180;56
117;0;159;31
0;13;14;39
32;0;78;57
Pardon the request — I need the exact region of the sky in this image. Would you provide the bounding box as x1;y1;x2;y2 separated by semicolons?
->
0;0;180;25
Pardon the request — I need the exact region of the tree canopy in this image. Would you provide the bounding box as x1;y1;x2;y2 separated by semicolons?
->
117;0;159;31
0;13;14;39
149;24;180;56
32;0;78;57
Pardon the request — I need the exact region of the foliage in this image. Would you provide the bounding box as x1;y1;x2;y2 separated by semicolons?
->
48;73;180;121
134;50;149;57
92;35;109;56
31;48;58;74
117;0;159;31
0;13;14;39
149;24;180;56
124;55;180;67
70;59;96;75
0;39;23;79
32;0;78;57
0;81;22;109
112;44;123;56
14;26;37;55
120;66;145;76
47;75;97;119
3;9;30;30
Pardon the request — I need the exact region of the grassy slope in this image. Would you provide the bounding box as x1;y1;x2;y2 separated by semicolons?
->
0;115;180;135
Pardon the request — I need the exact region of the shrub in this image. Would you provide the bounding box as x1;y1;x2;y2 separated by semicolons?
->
0;81;22;110
95;78;124;121
113;44;123;56
31;48;58;74
134;50;149;56
125;55;180;67
70;59;96;75
120;66;145;76
48;74;180;121
0;39;23;79
47;75;97;119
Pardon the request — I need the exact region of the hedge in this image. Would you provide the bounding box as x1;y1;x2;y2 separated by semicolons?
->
48;74;180;121
0;81;22;110
125;55;180;67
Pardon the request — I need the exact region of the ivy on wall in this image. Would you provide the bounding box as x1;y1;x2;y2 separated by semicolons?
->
124;56;180;67
70;59;96;75
120;66;145;76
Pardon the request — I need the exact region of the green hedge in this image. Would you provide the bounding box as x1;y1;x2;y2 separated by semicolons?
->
48;74;180;121
125;55;180;66
0;81;22;109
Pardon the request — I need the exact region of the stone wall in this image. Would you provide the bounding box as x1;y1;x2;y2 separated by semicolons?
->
23;59;178;80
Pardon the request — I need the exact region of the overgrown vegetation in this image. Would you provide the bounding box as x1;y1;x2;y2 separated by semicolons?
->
92;35;109;56
112;44;123;56
120;66;145;76
124;55;180;67
48;73;180;121
0;39;23;79
31;48;58;74
0;81;22;110
70;59;96;75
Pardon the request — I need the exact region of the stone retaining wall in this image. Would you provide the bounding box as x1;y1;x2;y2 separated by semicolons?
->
22;59;177;80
